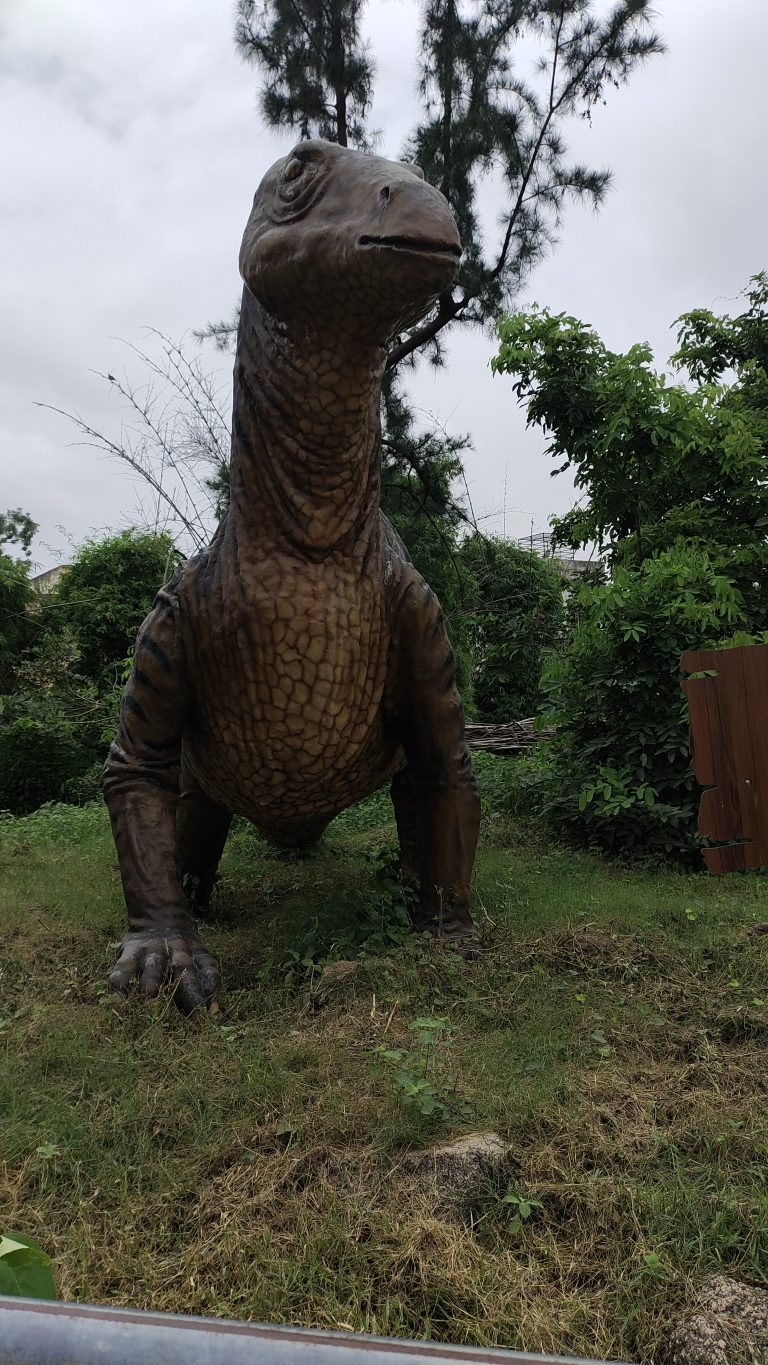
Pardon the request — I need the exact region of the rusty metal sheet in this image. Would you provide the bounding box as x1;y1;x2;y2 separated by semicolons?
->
681;643;768;873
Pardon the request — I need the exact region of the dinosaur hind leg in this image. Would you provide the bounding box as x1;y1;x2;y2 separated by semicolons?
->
391;766;421;884
177;771;233;918
391;577;481;947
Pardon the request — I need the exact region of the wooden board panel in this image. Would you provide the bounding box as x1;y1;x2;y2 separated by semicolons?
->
682;643;768;873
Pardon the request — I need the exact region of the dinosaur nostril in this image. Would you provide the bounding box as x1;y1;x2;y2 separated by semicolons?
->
380;185;391;206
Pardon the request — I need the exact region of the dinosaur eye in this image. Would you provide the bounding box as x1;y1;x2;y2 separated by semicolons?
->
277;155;323;208
272;152;326;220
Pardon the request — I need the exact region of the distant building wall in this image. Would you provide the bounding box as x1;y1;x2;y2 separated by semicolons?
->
31;564;71;593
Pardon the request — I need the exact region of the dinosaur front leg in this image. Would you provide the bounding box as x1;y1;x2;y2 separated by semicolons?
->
393;579;480;942
177;772;233;917
103;590;219;1013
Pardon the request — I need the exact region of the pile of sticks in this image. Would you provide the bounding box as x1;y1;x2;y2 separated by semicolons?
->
465;717;553;757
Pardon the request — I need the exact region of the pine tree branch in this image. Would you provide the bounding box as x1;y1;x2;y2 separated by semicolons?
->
385;293;464;370
489;7;565;287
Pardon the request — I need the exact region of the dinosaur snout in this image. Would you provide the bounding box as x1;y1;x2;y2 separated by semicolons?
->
360;175;461;263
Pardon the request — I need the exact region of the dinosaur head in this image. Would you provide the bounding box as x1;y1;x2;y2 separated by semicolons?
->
239;140;461;346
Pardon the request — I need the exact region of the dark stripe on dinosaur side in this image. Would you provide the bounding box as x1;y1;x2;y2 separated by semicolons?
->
137;633;172;669
123;694;147;722
143;736;178;754
440;651;456;691
133;666;159;692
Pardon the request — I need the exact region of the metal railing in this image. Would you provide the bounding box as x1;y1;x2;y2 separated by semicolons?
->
0;1297;631;1365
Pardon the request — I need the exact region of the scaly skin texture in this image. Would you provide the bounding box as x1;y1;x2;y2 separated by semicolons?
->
104;140;480;1013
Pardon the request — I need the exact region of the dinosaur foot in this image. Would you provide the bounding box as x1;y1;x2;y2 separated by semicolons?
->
109;929;220;1015
412;911;480;960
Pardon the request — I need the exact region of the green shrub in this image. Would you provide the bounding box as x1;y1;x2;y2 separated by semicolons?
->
59;762;104;806
0;553;34;692
0;800;106;851
0;717;90;814
45;529;180;690
0;664;117;814
458;535;565;723
535;547;748;861
472;748;554;828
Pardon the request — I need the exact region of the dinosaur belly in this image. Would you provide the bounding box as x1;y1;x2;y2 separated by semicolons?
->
183;571;400;838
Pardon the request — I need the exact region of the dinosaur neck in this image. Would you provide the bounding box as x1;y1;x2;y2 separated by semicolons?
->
229;286;387;557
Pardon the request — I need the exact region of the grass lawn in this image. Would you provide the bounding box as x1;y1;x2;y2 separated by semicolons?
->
1;759;767;1363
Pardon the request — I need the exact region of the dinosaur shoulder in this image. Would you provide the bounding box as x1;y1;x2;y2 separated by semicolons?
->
389;560;446;647
380;512;411;568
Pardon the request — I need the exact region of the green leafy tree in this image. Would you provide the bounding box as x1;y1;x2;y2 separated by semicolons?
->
458;533;565;722
671;271;768;385
45;529;180;692
0;508;38;557
492;280;768;857
537;548;749;860
492;278;768;626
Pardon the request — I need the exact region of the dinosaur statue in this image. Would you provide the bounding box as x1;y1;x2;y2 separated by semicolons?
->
104;140;480;1012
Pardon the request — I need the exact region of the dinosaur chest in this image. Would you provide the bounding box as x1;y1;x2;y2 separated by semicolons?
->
186;560;395;818
232;575;385;730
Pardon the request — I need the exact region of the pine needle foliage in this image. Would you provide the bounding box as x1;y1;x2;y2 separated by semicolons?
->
394;0;663;368
235;0;374;148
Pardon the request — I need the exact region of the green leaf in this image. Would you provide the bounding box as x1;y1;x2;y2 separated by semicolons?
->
0;1234;56;1299
391;1069;413;1087
35;1144;61;1161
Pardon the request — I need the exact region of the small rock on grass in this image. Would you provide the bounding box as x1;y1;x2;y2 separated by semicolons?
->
400;1132;508;1215
668;1277;768;1365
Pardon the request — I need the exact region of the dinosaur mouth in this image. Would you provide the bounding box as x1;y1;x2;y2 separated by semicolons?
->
359;234;461;259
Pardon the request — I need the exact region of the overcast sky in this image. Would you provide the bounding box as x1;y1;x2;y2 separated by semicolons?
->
2;0;766;571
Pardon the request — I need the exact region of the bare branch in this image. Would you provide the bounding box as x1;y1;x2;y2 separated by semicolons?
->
36;333;233;552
